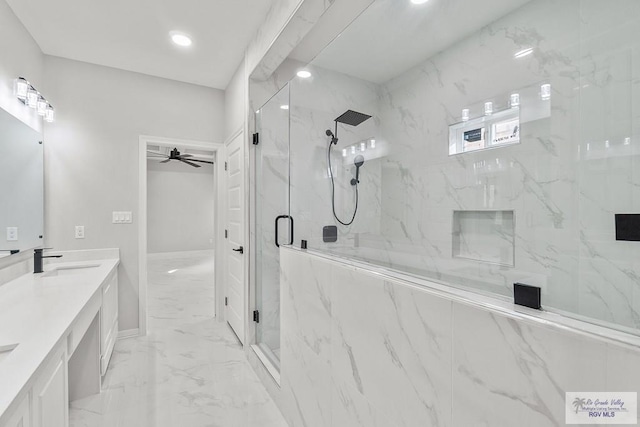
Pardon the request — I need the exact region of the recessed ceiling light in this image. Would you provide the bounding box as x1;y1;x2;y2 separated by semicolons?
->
280;105;289;110
514;47;533;58
297;70;312;78
411;0;429;4
171;32;192;47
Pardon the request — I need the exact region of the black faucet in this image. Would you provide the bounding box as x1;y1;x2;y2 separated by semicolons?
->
34;248;63;274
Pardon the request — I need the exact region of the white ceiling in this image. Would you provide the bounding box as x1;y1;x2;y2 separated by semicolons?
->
6;0;276;89
291;0;531;84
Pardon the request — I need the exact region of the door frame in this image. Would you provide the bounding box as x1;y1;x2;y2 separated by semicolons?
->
138;135;225;336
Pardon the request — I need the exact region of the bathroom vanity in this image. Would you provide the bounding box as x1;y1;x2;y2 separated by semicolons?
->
0;252;119;427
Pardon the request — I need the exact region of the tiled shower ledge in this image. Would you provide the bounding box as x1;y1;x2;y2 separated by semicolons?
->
282;246;640;352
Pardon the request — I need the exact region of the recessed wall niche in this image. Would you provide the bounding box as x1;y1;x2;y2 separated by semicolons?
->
452;210;515;267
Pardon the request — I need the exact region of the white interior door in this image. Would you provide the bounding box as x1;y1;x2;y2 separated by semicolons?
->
225;132;245;343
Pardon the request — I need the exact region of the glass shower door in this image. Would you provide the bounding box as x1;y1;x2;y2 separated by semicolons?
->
254;84;290;369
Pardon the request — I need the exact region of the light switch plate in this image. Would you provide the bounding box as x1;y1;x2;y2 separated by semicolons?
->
75;226;85;239
112;211;133;224
6;227;18;241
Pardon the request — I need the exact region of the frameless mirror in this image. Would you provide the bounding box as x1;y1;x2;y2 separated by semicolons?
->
0;108;44;257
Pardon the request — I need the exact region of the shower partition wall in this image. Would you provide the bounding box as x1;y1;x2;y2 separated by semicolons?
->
280;0;640;336
254;84;290;369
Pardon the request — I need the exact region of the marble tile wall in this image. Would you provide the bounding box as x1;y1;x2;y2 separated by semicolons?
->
286;0;640;332
280;247;640;427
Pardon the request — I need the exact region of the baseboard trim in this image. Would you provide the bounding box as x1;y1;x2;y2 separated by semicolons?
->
117;328;139;339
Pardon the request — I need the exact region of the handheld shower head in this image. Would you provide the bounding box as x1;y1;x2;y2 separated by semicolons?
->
351;155;365;186
326;129;338;145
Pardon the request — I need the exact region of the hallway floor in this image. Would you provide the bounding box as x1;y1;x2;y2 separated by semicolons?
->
69;251;287;427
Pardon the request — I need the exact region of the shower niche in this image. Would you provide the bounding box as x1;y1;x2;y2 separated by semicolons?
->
452;210;515;267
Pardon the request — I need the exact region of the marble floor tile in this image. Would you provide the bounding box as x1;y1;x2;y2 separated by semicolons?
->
69;251;288;427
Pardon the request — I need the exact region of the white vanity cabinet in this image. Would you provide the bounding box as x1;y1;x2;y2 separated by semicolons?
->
0;257;120;427
100;271;118;376
3;397;31;427
32;347;68;427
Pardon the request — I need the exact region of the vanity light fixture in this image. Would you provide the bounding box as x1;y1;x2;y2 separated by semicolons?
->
510;93;520;108
461;108;470;121
170;32;192;47
370;139;376;148
514;47;534;59
540;83;551;100
484;101;493;116
26;87;38;108
351;146;356;155
36;96;47;116
44;104;55;123
15;77;55;122
624;137;631;146
15;77;28;100
360;142;366;151
342;148;347;157
297;70;312;78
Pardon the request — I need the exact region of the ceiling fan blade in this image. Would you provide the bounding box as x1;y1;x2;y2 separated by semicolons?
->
179;153;193;157
188;159;214;164
160;159;171;163
180;158;201;168
146;149;167;155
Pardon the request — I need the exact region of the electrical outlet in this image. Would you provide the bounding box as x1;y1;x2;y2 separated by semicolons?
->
6;227;18;241
75;226;85;239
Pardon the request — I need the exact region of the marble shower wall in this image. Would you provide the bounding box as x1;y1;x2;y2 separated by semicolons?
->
288;0;640;332
280;247;640;427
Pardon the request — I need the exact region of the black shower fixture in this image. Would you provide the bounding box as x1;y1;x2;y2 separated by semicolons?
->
326;109;372;226
351;155;365;186
335;109;372;127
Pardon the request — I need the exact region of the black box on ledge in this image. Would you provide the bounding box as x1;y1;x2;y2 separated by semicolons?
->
513;283;541;310
615;214;640;241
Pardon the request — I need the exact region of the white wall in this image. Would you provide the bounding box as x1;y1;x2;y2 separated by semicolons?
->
224;61;246;140
0;0;43;132
147;159;215;254
43;56;224;331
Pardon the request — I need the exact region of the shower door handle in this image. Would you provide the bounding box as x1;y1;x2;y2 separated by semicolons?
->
275;215;294;248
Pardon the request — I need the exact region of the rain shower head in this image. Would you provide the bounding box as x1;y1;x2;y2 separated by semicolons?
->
334;110;372;127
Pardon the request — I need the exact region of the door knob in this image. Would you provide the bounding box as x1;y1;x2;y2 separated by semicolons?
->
232;246;244;254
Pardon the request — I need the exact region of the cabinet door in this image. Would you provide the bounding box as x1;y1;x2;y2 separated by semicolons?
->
100;273;118;375
3;396;31;427
33;349;67;427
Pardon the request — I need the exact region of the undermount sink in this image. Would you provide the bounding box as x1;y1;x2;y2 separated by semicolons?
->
0;343;18;364
42;264;100;277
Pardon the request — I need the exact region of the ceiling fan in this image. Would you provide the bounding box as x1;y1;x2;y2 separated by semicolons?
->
147;147;213;168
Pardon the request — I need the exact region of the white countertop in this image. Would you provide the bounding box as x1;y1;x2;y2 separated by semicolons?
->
0;256;119;422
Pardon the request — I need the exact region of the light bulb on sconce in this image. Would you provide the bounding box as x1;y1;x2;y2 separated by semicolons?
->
360;142;366;151
342;148;347;157
484;101;493;116
461;108;470;121
44;105;55;123
510;93;520;108
26;88;38;109
37;97;47;116
351;146;356;155
15;77;28;100
540;84;551;101
370;139;376;148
